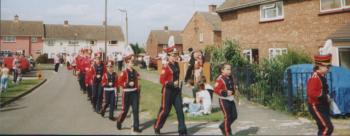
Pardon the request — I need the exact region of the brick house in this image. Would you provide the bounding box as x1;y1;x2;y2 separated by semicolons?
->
328;22;350;70
146;26;183;57
0;15;44;59
43;20;125;59
216;0;350;65
182;5;222;51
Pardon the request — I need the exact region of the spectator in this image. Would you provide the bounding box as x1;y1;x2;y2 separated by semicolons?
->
1;63;10;92
116;53;123;71
12;54;20;84
185;76;212;116
144;53;150;70
54;54;60;72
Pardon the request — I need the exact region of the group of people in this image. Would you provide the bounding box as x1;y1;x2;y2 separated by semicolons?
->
71;48;142;133
67;43;333;136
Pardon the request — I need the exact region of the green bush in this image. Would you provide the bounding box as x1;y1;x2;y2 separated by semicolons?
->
36;53;49;64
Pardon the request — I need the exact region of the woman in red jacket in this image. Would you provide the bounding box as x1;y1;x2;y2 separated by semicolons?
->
214;63;240;136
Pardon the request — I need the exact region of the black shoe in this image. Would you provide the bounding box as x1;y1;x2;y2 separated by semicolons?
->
179;131;187;136
116;121;122;130
154;128;160;135
109;117;116;121
133;128;142;133
100;111;105;117
219;125;226;136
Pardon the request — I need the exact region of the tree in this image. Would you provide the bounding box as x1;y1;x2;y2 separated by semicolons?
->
130;43;146;55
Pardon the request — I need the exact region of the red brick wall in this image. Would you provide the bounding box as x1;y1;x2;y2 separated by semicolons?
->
0;36;43;59
219;0;350;59
183;13;219;51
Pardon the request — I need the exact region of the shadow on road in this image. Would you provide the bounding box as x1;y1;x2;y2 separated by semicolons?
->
140;119;156;130
235;126;259;135
187;122;210;134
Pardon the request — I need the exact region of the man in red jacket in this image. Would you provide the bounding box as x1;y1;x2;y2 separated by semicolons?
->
154;47;187;135
100;61;119;121
91;53;106;112
116;55;142;133
85;59;94;103
307;54;333;136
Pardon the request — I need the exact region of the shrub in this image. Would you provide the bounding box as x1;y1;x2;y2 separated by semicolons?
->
36;53;49;64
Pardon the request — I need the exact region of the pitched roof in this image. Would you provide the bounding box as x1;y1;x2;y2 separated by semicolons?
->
198;12;221;31
216;0;280;13
150;30;182;44
1;20;44;36
328;23;350;42
44;24;124;41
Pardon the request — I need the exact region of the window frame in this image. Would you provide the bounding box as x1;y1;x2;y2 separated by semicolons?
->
31;37;37;43
199;32;204;43
109;40;118;45
268;48;288;59
320;0;350;12
260;1;284;22
47;40;55;46
3;36;16;43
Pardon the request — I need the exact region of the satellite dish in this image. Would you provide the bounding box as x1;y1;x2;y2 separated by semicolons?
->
320;39;332;55
168;35;175;48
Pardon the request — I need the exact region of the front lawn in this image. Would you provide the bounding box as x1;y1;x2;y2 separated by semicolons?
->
139;79;223;122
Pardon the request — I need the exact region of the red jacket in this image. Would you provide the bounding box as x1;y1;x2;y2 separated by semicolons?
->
214;75;235;97
90;63;106;82
75;55;83;71
101;72;119;88
159;64;174;86
118;68;140;90
85;66;93;86
307;72;328;105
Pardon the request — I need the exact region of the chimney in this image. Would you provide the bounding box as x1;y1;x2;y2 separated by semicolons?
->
164;26;169;31
64;20;69;26
208;5;217;13
14;15;19;22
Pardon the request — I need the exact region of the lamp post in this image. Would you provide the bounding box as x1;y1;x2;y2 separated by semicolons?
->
118;9;128;48
104;0;108;62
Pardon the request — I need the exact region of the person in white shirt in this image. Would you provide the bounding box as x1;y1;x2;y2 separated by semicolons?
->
144;54;150;70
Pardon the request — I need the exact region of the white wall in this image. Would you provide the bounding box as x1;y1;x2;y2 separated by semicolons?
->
43;39;125;58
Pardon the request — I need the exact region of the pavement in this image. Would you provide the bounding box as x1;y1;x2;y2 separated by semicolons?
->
0;66;320;135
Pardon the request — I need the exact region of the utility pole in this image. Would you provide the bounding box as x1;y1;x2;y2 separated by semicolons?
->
104;0;108;62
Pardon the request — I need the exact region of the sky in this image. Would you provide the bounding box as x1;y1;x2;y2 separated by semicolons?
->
1;0;225;47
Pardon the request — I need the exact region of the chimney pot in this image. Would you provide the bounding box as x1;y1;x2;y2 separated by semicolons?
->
209;5;217;12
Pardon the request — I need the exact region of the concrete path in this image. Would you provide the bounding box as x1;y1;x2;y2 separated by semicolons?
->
0;67;318;135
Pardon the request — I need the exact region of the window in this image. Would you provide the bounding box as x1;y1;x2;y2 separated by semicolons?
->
199;33;204;43
3;36;16;42
69;40;79;45
109;40;118;45
31;37;37;43
320;0;350;12
338;47;350;70
90;40;96;45
47;40;55;46
269;48;287;59
260;1;284;21
243;49;259;64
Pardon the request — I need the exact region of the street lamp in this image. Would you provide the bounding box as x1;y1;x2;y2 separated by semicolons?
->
118;8;128;48
104;0;108;62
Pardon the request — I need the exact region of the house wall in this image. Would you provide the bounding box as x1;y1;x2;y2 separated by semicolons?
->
220;0;350;60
